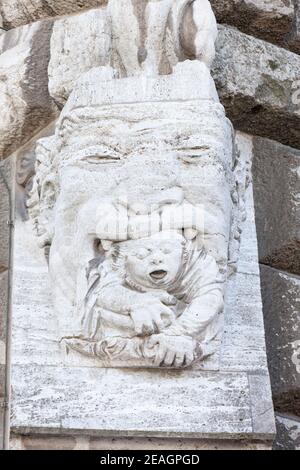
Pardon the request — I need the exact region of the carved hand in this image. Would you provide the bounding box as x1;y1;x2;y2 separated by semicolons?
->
146;333;202;368
130;294;175;337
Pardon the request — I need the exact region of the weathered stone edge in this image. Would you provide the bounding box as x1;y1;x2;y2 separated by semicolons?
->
0;1;297;54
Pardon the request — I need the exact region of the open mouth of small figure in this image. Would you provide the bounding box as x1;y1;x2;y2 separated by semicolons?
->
149;270;168;280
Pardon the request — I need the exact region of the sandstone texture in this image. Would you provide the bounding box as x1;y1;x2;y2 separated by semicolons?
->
0;1;107;29
261;265;300;416
252;137;300;274
211;0;295;48
212;25;300;148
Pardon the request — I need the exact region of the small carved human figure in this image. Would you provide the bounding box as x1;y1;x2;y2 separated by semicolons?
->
67;230;223;368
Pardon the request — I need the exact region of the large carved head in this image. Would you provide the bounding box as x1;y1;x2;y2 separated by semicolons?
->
27;62;248;337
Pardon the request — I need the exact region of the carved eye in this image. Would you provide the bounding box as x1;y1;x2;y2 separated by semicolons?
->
134;248;151;260
84;155;120;164
161;244;172;254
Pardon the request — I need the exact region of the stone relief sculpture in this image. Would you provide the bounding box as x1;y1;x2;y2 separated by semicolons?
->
49;0;218;105
108;0;217;76
27;1;249;368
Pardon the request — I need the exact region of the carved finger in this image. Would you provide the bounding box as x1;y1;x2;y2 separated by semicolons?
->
185;350;194;366
131;315;144;335
174;353;185;368
153;345;167;367
134;325;143;336
163;349;176;367
152;312;165;332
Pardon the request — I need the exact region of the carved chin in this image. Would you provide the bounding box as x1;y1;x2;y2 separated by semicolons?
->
149;270;168;281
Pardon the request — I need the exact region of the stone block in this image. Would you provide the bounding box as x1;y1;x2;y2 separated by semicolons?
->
252;137;300;275
212;25;300;148
0;20;58;160
0;1;107;30
211;0;294;48
260;265;300;415
273;413;300;450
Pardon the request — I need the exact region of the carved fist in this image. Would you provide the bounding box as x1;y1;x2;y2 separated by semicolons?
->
130;294;175;336
146;333;202;368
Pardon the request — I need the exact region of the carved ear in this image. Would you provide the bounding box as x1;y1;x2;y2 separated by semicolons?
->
101;240;113;251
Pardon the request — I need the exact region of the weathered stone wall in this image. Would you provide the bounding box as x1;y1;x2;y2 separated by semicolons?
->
0;0;299;449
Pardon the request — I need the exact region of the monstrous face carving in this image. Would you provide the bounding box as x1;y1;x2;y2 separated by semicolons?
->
28;60;248;368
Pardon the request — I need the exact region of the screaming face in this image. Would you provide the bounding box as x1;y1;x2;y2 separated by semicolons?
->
123;231;185;290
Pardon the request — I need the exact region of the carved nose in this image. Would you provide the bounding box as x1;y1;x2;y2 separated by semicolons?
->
151;257;163;265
